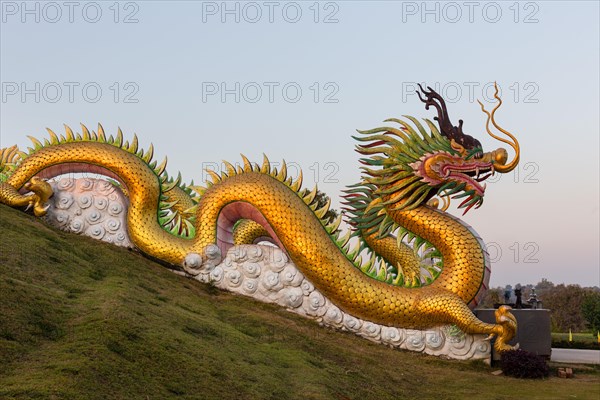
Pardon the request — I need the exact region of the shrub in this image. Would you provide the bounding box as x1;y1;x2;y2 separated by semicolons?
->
500;349;549;379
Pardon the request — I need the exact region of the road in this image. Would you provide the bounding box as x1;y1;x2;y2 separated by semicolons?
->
551;348;600;364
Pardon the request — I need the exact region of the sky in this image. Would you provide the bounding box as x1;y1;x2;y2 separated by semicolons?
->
1;1;598;288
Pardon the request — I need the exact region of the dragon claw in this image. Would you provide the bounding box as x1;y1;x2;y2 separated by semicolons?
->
33;203;51;217
19;177;54;217
493;305;519;353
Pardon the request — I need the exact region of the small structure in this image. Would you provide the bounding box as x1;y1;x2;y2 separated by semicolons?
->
527;288;543;309
514;285;523;309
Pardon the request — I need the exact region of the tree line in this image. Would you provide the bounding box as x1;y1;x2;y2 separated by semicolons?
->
478;279;600;334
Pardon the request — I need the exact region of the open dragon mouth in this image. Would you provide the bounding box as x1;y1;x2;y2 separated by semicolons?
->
441;162;494;196
438;161;494;214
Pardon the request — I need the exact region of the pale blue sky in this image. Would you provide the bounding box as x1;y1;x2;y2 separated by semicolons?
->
1;1;598;287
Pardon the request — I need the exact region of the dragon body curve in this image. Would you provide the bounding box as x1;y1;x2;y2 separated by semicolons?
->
0;85;521;352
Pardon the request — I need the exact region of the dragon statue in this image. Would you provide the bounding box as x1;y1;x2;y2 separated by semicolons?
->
0;84;520;353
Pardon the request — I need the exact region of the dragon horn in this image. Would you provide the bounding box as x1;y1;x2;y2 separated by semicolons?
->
477;82;520;173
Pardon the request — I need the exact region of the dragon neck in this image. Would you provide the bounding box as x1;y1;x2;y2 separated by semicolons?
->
384;203;490;307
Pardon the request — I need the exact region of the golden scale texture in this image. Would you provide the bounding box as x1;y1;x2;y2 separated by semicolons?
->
4;142;193;265
0;136;516;351
193;172;503;336
233;219;270;245
361;232;422;285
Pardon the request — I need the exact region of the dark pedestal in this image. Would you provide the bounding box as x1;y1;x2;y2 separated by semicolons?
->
475;309;552;360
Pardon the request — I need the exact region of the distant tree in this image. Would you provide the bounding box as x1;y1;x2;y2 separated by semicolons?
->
535;278;555;295
478;287;503;308
581;291;600;334
503;285;513;303
477;280;598;334
542;284;588;332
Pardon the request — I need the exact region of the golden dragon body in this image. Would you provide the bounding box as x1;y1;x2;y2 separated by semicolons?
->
0;85;520;352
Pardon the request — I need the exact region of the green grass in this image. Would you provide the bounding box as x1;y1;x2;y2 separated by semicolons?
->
552;332;599;344
1;203;599;399
552;332;600;350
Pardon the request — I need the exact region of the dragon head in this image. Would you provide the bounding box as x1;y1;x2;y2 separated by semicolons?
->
407;83;520;213
349;83;520;221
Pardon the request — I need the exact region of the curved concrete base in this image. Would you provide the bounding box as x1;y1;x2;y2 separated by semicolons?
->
45;178;491;361
186;244;491;360
45;177;133;248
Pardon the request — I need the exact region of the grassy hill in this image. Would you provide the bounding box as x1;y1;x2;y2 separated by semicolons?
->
0;204;598;400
